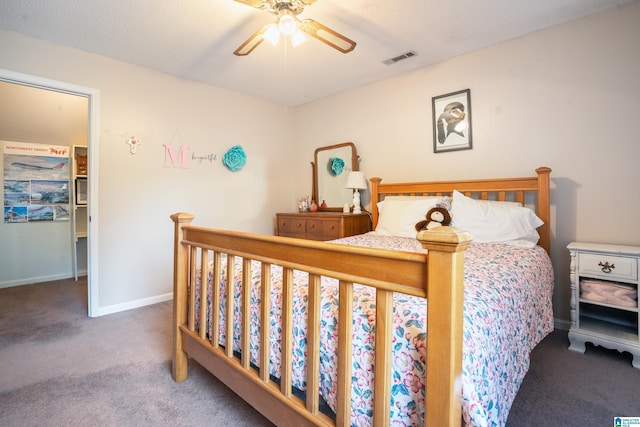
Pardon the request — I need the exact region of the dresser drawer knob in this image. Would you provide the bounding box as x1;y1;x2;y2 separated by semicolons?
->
598;261;615;273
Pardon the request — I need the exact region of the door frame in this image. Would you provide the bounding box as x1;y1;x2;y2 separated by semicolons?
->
0;68;100;317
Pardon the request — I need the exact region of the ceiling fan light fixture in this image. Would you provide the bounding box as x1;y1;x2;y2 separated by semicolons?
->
233;0;356;56
278;10;297;35
263;24;281;46
291;29;307;47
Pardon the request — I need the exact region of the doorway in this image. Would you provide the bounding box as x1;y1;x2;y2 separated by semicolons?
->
0;68;99;317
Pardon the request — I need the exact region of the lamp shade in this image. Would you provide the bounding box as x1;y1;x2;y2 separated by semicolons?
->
344;171;367;190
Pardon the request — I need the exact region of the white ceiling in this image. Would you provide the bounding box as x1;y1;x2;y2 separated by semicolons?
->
0;0;633;107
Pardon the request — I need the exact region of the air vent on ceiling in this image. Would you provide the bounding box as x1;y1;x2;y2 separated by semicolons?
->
382;51;417;65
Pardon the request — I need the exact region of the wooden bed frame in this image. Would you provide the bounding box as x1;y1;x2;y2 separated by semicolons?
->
171;166;551;427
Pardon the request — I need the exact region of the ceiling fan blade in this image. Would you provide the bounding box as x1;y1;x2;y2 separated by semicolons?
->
233;0;268;10
299;19;356;54
233;25;270;56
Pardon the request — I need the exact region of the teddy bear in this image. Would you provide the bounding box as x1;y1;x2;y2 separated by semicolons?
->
415;207;451;232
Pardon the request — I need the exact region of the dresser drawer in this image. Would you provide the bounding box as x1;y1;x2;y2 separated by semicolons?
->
276;212;371;241
306;219;340;239
578;253;638;282
278;217;306;235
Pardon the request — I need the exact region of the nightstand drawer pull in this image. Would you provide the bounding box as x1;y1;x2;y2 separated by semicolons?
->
599;261;615;273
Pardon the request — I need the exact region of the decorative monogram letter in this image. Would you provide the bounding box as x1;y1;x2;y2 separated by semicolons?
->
163;144;190;168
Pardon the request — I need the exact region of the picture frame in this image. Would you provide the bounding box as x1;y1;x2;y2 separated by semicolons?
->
432;89;472;153
76;154;88;175
75;178;87;205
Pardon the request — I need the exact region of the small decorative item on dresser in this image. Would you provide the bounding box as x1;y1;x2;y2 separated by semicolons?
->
298;196;309;212
309;200;318;212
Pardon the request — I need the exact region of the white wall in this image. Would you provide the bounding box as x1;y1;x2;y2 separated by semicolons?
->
293;1;640;324
0;30;296;314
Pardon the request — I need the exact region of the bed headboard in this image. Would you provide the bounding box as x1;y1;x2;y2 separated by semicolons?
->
370;167;552;254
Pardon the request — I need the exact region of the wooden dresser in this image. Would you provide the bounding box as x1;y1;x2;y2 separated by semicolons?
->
276;212;371;241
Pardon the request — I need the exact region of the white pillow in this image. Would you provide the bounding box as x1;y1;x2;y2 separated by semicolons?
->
450;190;543;247
375;197;448;238
377;195;452;214
477;199;522;207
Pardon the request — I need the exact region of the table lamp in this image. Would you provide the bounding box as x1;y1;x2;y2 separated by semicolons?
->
344;171;367;214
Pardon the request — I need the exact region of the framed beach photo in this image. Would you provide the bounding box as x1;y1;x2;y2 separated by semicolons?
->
432;89;472;153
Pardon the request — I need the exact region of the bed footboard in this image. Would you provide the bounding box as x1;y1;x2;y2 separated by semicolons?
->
171;213;471;427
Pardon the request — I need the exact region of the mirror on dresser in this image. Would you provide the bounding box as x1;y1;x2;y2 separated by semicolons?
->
311;142;359;211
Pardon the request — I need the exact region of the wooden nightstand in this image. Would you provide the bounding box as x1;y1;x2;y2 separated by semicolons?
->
567;242;640;368
276;212;371;241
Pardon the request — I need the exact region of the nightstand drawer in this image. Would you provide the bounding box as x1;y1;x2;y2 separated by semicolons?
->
578;253;637;282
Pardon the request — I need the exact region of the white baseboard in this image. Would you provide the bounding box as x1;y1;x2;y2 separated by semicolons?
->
554;317;571;331
93;292;173;317
0;273;73;289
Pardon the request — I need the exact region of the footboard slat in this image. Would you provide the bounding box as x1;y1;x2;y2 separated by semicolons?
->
198;249;209;340
211;251;221;348
281;267;293;397
336;280;353;425
241;258;252;370
259;263;271;383
374;288;393;426
225;254;235;358
188;246;197;331
306;273;321;415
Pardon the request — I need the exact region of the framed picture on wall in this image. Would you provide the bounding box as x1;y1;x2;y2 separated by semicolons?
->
432;89;472;153
75;178;87;205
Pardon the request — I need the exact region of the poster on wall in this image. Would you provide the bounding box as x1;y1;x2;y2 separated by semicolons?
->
432;89;473;153
3;141;70;223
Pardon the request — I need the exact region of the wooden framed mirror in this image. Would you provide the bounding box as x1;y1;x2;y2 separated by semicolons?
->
311;142;359;211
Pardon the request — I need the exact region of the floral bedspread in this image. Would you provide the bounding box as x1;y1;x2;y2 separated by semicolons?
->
196;232;554;427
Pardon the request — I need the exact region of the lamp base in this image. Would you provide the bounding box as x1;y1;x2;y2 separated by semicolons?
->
352;190;362;214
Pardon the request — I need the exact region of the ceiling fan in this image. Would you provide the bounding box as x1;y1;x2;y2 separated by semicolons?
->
233;0;356;56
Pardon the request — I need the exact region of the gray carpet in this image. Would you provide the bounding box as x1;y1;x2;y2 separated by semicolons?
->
0;278;274;427
1;279;639;426
507;326;640;426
